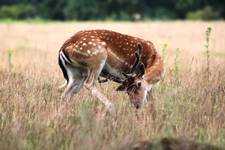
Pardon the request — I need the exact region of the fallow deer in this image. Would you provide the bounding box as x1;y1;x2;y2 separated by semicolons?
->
58;30;164;111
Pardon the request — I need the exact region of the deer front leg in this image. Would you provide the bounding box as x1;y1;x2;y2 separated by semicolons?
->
84;69;114;113
89;86;114;112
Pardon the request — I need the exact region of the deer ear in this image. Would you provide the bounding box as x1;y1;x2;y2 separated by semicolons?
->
116;84;127;91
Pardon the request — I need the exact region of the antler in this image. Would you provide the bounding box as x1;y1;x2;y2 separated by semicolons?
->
116;43;145;91
130;43;143;73
123;43;145;78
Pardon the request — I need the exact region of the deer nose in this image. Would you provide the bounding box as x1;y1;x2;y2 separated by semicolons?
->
134;103;141;109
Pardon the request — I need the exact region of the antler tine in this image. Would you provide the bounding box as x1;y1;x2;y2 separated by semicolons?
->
130;43;143;74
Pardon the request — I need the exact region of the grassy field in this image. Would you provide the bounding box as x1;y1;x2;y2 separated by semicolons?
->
0;21;225;150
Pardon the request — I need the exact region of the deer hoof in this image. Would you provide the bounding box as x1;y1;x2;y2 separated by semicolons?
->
58;81;67;89
106;103;115;115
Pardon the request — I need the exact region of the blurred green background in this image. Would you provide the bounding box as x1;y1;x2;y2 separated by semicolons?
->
0;0;224;21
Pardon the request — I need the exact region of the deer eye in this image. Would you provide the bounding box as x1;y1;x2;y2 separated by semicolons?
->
137;82;141;87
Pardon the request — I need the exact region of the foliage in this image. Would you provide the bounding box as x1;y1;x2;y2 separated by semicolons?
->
187;6;220;20
174;48;180;84
64;0;102;20
204;27;212;79
37;0;66;20
0;3;35;19
0;0;224;20
161;42;168;61
152;8;177;20
7;49;13;71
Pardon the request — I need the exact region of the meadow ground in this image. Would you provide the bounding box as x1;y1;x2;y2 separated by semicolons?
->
0;21;225;150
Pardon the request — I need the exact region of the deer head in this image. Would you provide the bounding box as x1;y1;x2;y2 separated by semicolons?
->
116;44;148;109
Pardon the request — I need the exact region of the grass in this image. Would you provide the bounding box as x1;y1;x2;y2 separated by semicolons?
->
0;21;225;150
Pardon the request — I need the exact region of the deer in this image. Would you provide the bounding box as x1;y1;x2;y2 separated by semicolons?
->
58;29;164;111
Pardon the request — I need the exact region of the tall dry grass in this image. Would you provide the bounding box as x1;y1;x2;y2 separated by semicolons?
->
0;21;225;150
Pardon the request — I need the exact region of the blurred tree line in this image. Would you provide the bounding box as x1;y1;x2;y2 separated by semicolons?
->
0;0;224;21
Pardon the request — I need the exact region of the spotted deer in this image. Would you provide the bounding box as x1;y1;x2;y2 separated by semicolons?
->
58;30;164;111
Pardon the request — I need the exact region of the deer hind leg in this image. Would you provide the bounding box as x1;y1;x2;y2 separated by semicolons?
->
62;65;87;101
62;78;84;101
59;53;87;101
